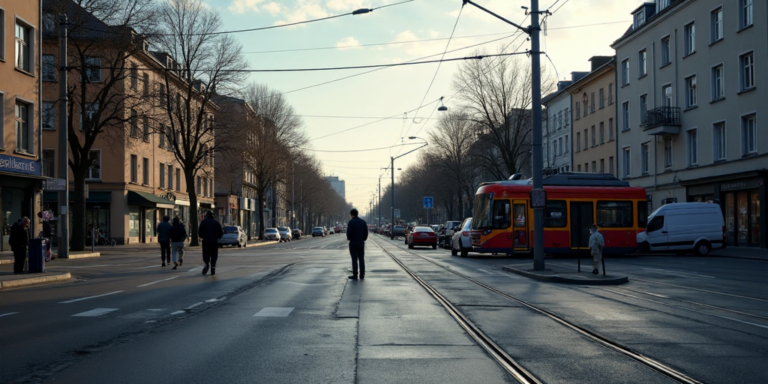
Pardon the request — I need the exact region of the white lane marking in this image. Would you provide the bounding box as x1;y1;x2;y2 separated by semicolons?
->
67;265;113;269
170;310;185;315
477;269;493;274
185;302;203;310
137;276;179;287
0;312;19;318
133;265;158;270
641;267;715;279
254;307;294;317
59;291;124;304
188;267;201;272
73;308;119;317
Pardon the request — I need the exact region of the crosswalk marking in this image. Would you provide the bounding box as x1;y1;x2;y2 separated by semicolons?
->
254;307;294;317
73;308;119;317
59;291;124;304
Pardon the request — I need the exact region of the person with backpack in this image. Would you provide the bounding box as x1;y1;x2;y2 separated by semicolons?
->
589;224;605;275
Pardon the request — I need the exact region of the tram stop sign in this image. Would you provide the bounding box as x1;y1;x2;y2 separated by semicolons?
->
530;189;547;209
423;196;434;209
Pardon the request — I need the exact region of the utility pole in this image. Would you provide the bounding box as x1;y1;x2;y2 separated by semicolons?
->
57;15;69;259
291;162;295;229
378;176;381;226
390;156;394;225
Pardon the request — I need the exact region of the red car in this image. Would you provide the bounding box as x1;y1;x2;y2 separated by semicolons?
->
407;226;437;249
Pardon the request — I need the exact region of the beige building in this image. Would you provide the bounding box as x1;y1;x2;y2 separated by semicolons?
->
0;0;44;252
613;0;766;248
567;56;618;176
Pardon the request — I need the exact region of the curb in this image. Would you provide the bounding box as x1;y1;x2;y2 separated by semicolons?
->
0;260;12;265
53;252;101;259
0;273;72;289
502;266;628;285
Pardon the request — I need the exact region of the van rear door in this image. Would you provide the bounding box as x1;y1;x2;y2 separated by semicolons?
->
645;215;667;251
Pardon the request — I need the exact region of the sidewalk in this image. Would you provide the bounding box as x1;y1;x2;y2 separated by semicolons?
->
0;272;71;289
502;262;629;285
709;247;768;261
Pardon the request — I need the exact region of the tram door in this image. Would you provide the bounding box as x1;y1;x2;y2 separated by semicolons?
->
570;202;593;250
512;201;528;251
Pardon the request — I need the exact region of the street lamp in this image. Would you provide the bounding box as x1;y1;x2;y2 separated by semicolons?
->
390;137;428;226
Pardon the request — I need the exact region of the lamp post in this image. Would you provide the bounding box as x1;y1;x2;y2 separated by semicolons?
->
390;137;428;226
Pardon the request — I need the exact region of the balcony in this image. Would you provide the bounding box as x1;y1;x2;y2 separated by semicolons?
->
643;106;681;135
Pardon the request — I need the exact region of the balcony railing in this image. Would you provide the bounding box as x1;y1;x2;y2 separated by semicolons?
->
644;106;681;130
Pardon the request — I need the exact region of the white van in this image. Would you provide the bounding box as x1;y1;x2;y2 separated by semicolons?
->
637;203;725;255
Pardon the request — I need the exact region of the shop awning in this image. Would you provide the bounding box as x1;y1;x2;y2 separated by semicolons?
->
43;191;112;204
127;191;175;209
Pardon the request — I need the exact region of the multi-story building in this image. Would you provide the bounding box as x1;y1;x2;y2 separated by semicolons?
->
567;56;618;176
613;0;766;248
542;72;587;174
326;176;345;200
0;0;44;251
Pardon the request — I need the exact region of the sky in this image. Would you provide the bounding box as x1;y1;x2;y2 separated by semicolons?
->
204;0;641;210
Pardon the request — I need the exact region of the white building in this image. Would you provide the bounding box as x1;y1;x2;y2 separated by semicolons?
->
325;176;346;200
542;73;587;174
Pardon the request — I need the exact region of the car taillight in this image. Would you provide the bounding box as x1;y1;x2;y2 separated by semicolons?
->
462;231;468;236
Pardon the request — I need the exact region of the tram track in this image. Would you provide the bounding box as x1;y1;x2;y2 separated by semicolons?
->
372;236;705;384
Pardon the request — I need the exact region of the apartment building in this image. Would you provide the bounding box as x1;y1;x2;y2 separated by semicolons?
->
542;72;587;174
567;56;618;176
0;0;44;252
613;0;766;248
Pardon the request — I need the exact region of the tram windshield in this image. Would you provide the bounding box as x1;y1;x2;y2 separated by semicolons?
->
472;194;511;230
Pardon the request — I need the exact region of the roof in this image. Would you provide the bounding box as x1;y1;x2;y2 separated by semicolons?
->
612;0;688;48
564;57;616;93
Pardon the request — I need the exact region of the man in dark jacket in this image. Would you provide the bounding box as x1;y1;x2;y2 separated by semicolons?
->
156;216;172;267
10;217;30;274
169;217;187;269
198;211;223;275
346;208;368;279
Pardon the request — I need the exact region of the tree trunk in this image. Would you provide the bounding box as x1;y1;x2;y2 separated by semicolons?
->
185;170;200;247
256;192;266;240
69;169;88;251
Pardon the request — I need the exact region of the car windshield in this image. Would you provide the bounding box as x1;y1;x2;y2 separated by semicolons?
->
265;229;278;233
414;227;434;233
278;227;289;232
224;226;238;234
313;227;323;231
394;226;405;230
462;219;473;230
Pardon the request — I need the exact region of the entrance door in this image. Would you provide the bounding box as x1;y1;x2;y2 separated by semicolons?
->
570;202;593;249
512;201;528;251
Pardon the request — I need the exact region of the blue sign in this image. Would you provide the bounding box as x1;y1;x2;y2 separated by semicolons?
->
0;154;42;176
423;196;434;209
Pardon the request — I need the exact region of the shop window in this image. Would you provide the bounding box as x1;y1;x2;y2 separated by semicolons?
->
129;206;140;238
596;201;633;228
543;200;567;227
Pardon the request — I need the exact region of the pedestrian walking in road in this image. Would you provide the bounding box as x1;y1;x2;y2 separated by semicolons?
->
156;216;172;267
589;224;605;275
346;208;368;280
9;217;30;274
198;211;223;276
170;217;187;270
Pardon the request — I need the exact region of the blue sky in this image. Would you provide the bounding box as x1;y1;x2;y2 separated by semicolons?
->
205;0;639;208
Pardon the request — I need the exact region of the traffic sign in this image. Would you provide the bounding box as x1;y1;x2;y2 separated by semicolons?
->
44;178;66;191
423;196;434;209
394;209;401;218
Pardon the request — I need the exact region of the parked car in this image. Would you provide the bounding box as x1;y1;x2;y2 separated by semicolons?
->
264;228;280;241
451;218;473;257
430;224;440;233
390;225;406;239
329;227;335;234
334;225;343;233
407;226;437;249
438;221;463;248
312;227;326;237
637;203;725;256
219;225;247;248
292;228;302;239
278;227;292;242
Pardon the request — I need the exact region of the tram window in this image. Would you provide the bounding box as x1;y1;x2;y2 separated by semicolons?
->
544;200;567;227
493;200;512;229
638;201;648;228
472;194;494;230
596;201;633;227
512;204;526;227
647;215;664;232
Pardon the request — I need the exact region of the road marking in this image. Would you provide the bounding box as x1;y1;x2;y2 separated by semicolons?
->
133;265;158;270
477;269;493;274
185;302;203;310
254;307;294;317
59;291;124;304
67;265;112;269
641;267;715;279
170;310;185;315
0;312;19;318
188;267;201;272
73;308;119;317
137;276;179;287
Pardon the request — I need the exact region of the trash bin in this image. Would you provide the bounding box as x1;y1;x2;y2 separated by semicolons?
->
28;238;47;273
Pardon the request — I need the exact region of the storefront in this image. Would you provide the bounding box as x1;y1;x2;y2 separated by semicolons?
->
684;172;767;248
0;155;44;252
127;191;175;244
43;191;112;245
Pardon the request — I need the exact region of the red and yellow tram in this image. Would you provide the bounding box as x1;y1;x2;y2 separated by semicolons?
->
470;173;648;256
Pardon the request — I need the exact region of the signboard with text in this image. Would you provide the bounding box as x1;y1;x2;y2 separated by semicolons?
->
423;196;434;209
0;154;42;176
394;209;400;218
45;178;67;190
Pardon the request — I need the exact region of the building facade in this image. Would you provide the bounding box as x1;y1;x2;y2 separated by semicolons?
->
613;0;766;247
567;56;618;176
0;0;44;252
542;75;584;174
326;176;345;200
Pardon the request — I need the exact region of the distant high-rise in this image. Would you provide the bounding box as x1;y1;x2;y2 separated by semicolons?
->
325;176;346;200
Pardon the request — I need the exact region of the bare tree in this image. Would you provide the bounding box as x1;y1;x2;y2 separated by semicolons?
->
152;0;248;246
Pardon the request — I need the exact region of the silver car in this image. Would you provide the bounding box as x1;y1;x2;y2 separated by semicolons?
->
278;227;292;242
219;225;246;248
451;218;472;257
264;228;280;241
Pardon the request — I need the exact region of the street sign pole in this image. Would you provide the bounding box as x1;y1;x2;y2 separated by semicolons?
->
57;16;69;259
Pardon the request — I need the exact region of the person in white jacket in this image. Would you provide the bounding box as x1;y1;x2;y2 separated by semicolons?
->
588;224;605;275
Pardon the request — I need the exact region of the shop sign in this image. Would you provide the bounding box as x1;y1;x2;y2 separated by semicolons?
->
44;178;67;190
720;179;761;191
0;154;42;176
158;192;176;202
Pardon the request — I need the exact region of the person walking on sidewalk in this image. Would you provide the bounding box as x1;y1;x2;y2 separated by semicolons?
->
169;217;187;270
198;211;223;276
10;217;30;274
589;224;605;275
156;216;172;267
346;208;368;280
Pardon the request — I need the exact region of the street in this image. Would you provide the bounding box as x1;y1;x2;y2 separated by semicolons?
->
1;235;767;384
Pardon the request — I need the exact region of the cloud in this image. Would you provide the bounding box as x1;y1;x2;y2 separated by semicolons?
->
336;36;362;50
325;0;369;12
228;0;267;14
262;2;282;15
273;0;330;25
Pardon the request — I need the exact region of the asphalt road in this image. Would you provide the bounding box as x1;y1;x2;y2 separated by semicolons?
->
1;234;766;383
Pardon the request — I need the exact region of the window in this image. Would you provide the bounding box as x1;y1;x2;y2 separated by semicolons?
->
142;116;150;141
543;200;567;227
608;83;613;104
599;88;604;109
591;126;596;147
557;111;563;130
565;135;569;152
712;65;724;100
590;92;595;113
197;176;202;196
15;101;31;153
684;23;695;55
42;102;55;130
130;155;138;183
130;109;139;137
609;156;614;175
0;9;4;61
634;10;645;28
662;85;672;107
158;84;166;108
584;129;588;149
686;76;698;108
740;0;753;29
687;129;698;166
583;101;588;117
143;157;149;185
575;102;580;120
591;161;596;173
597;201;633;228
585;163;589;172
168;165;174;190
204;178;208;197
711;7;723;43
15;22;32;72
664;137;673;168
81;103;98;131
622;102;630;131
647;215;664;232
176;168;181;191
661;37;671;66
87;150;101;179
576;132;581;151
639;49;647;76
159;124;166;148
558;138;563;155
564;108;570;126
600;159;605;173
742;114;757;155
85;57;101;82
740;52;755;91
42;54;56;81
577;164;582;172
608;118;614;141
640;94;648;124
159;164;165;188
130;65;138;89
641;142;650;174
551;140;557;159
43;149;55;178
621;59;630;86
713;122;726;161
658;0;670;11
599;122;605;144
143;73;150;97
623;147;631;177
